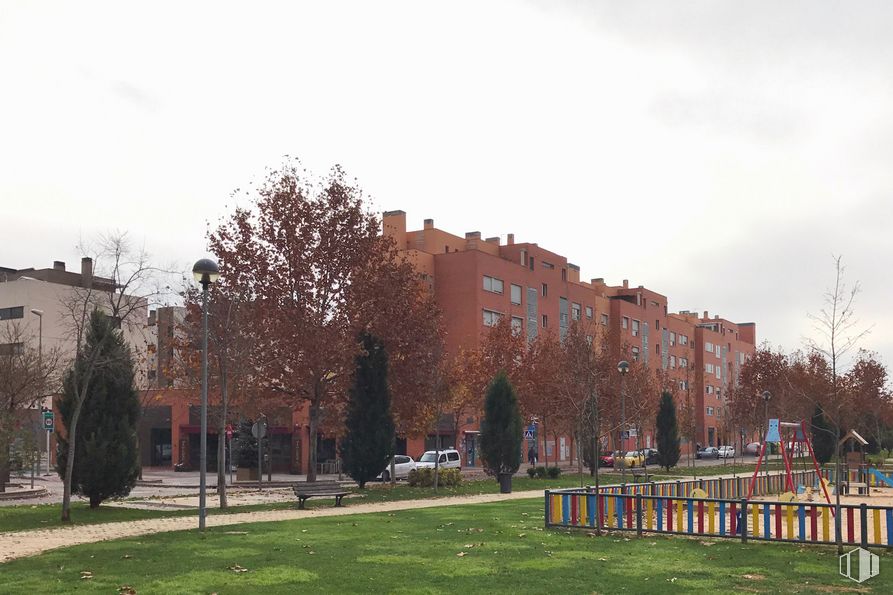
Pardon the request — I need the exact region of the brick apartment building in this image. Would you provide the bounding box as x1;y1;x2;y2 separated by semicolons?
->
382;210;757;465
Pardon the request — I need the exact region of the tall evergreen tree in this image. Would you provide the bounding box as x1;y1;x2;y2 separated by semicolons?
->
57;311;140;508
340;334;395;489
655;391;681;472
811;404;835;466
480;371;523;492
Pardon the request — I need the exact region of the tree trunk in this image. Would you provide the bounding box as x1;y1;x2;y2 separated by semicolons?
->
61;396;87;522
307;397;321;482
541;416;548;468
217;373;228;509
389;433;397;487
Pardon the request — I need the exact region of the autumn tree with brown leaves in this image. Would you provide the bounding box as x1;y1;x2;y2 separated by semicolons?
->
209;160;442;481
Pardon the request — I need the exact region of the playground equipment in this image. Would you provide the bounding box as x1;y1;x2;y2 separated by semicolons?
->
746;419;833;509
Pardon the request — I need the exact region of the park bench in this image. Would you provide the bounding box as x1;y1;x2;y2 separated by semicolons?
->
292;481;350;510
842;481;869;496
631;467;651;483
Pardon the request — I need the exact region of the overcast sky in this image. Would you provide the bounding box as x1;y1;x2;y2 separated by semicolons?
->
2;1;891;370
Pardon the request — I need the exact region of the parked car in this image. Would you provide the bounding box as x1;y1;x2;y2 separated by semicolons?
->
599;450;622;467
697;446;720;459
416;449;461;470
641;448;659;465
377;454;416;482
717;446;735;459
623;451;645;468
744;441;761;456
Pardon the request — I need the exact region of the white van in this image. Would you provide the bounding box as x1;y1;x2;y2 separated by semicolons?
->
416;449;461;470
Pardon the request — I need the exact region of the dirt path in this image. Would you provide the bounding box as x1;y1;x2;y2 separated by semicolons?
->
0;489;546;564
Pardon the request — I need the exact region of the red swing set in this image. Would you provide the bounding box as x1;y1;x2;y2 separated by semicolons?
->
746;418;833;509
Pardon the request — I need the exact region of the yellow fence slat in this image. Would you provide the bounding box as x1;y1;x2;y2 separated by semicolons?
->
646;498;654;531
752;504;760;538
822;506;830;541
786;505;794;539
874;509;881;544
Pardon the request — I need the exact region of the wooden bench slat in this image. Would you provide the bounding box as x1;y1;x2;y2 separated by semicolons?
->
292;483;351;509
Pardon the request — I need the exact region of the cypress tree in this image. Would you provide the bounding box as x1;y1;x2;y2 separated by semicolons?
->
655;391;681;472
480;371;523;489
340;333;395;489
57;310;140;508
811;404;835;466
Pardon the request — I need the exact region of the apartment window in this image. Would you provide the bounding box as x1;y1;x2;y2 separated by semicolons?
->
483;275;503;294
529;257;535;270
482;309;502;327
510;316;523;336
622;317;629;330
0;306;24;321
715;367;721;379
601;313;609;326
680;357;688;368
510;284;522;305
669;355;676;369
669;332;676;346
706;407;714;416
561;268;567;281
542;261;554;270
715;344;721;357
542;314;548;328
571;302;581;321
541;283;548;297
585;306;593;319
680;334;688;345
631;320;640;337
706;385;714;394
705;341;713;353
631;346;640;361
716;388;722;398
680;380;689;390
706;363;714;374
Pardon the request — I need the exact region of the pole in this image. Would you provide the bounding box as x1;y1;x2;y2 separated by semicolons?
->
199;281;209;530
37;314;51;476
257;416;263;491
764;398;769;481
621;373;627;485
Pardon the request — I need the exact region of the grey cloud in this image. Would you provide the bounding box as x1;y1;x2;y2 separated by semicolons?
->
110;80;160;113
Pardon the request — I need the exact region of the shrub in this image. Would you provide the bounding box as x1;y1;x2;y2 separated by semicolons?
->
407;468;462;488
547;466;561;479
534;466;547;479
526;467;537;478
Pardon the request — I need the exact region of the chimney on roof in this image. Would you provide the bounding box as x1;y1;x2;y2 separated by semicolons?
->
507;233;514;245
622;279;629;289
53;261;65;271
424;218;434;230
485;236;500;245
703;310;709;319
592;278;604;284
81;257;93;288
148;310;157;326
465;231;481;239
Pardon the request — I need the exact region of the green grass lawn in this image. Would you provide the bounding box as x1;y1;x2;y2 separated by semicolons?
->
0;475;622;534
2;498;891;594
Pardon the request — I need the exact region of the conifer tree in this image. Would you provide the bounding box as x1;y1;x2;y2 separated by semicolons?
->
811;404;835;466
57;311;140;508
480;371;522;491
340;334;395;489
655;391;681;472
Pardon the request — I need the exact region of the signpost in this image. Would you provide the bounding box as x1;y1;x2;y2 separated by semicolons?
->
42;410;53;475
226;424;234;485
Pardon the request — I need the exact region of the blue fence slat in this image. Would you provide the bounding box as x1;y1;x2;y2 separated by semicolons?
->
798;505;806;541
763;503;770;538
719;501;726;536
562;494;570;526
656;498;663;529
617;496;624;528
687;499;694;534
887;509;893;546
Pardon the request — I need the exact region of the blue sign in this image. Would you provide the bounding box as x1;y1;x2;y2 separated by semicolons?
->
766;419;780;443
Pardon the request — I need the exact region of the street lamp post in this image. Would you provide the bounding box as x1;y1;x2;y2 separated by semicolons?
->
762;390;772;479
617;360;629;485
193;258;220;531
30;309;49;475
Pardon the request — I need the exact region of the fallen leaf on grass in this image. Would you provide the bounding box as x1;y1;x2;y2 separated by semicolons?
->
121;554;132;559
518;533;527;538
456;552;467;557
667;577;677;583
80;571;93;580
699;541;716;547
741;574;765;580
118;586;137;595
223;531;248;535
228;565;249;573
598;558;607;562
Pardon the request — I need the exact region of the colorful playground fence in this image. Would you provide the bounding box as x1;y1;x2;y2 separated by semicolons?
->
594;468;829;500
544;490;893;548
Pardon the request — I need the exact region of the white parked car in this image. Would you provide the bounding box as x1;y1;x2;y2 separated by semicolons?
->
415;449;462;470
377;454;416;482
718;446;736;459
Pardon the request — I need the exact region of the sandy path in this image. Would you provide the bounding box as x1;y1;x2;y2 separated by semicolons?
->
0;489;546;563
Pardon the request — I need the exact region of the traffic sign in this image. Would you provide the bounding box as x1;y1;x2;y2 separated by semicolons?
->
523;430;534;439
226;424;234;439
251;420;267;439
43;411;54;432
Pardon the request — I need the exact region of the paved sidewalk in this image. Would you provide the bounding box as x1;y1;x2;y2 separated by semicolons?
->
0;489;546;564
